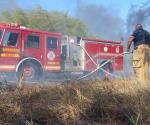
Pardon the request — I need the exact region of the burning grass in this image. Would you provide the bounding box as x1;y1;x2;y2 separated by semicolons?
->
0;79;150;125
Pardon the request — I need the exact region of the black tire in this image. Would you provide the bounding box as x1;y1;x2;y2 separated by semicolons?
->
17;61;43;82
98;61;113;78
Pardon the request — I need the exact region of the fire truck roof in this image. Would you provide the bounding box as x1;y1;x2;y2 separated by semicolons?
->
82;37;121;44
0;22;61;36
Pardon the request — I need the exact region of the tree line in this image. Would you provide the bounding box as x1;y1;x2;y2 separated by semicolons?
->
0;7;87;36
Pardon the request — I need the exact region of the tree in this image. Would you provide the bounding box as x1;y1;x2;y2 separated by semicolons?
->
0;7;87;36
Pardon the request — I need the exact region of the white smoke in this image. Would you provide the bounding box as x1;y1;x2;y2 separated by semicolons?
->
76;2;125;40
127;0;150;34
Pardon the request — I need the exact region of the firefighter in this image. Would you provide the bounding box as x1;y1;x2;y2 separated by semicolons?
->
127;24;150;82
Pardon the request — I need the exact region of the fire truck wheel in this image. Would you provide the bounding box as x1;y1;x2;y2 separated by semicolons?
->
17;61;43;82
98;61;113;78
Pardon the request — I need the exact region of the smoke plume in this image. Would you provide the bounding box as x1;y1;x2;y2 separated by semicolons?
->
127;0;150;34
76;2;124;40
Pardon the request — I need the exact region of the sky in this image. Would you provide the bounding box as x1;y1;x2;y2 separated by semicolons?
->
1;0;150;40
16;0;149;21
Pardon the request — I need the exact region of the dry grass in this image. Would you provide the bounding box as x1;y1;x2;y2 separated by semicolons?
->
0;79;150;125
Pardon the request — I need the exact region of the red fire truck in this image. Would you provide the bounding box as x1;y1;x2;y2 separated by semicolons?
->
0;23;123;82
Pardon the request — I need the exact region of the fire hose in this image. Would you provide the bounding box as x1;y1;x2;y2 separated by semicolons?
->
77;43;132;80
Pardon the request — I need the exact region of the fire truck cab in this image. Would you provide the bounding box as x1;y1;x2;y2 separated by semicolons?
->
0;23;61;82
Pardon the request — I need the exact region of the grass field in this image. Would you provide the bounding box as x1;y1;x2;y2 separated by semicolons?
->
0;79;150;125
